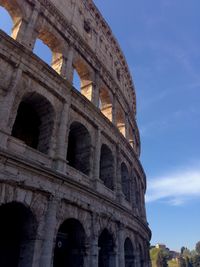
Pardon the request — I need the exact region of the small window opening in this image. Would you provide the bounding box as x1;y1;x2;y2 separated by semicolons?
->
116;69;121;81
84;20;91;34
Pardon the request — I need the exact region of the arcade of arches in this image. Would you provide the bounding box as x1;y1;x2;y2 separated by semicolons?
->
0;3;139;153
0;201;146;267
0;1;150;266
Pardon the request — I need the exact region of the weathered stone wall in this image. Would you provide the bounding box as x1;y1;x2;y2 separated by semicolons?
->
0;0;151;266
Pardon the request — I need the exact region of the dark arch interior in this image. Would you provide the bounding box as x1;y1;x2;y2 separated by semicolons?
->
67;122;91;175
139;245;144;267
121;163;130;202
53;219;86;267
12;101;40;149
99;144;114;190
0;202;36;267
124;238;134;267
12;93;54;154
98;229;115;267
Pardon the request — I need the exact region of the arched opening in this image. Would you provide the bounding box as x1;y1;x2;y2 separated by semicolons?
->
121;163;130;202
116;104;125;137
0;6;13;35
0;1;22;39
73;69;81;92
99;144;114;190
53;218;86;267
33;30;63;73
124;238;135;267
73;59;93;101
33;39;52;66
67;122;91;175
99;86;112;121
129;128;135;148
12;92;54;154
0;202;36;267
98;229;115;267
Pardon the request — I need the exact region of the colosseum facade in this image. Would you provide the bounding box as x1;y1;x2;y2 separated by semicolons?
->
0;0;151;266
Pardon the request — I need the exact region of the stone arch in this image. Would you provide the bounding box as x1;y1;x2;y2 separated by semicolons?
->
53;218;86;267
11;92;55;154
67;121;92;175
0;201;37;267
73;57;93;101
98;228;116;267
121;162;131;202
116;103;126;137
124;238;135;267
0;0;23;39
33;28;64;74
99;86;112;121
128;127;135;148
99;144;114;190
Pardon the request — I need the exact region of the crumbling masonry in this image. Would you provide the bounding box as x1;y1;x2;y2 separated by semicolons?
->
0;0;151;266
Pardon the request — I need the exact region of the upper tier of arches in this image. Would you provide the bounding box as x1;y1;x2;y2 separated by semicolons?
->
0;0;141;155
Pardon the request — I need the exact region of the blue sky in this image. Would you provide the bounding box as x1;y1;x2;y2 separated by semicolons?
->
93;0;200;251
1;1;200;251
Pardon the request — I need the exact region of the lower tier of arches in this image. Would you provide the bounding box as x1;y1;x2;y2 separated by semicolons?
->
0;183;151;267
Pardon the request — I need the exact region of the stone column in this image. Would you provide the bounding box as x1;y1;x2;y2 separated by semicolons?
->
0;66;22;148
54;99;71;172
130;169;136;213
39;197;59;267
111;246;118;267
140;184;147;221
115;144;123;202
118;224;125;267
92;128;101;189
135;248;140;267
65;46;74;83
90;237;98;267
125;113;129;140
91;72;100;107
112;93;117;125
16;3;40;49
89;214;99;267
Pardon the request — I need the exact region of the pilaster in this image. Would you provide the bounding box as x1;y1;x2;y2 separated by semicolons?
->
39;196;59;267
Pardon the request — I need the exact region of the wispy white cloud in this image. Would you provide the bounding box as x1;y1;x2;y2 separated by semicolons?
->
146;165;200;205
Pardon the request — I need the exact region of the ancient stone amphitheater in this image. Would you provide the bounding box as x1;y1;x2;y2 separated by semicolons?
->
0;0;151;266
